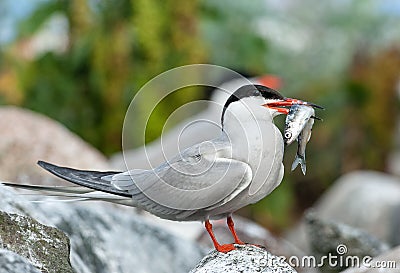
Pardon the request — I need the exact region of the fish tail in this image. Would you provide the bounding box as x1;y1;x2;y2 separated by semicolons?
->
291;155;306;175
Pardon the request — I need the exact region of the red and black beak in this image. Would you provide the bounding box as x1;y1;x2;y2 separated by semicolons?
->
263;98;324;114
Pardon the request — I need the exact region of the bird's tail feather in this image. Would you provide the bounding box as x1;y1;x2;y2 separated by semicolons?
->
1;181;134;206
1;160;133;206
1;182;92;194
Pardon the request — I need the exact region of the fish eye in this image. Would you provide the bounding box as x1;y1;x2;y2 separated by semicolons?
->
284;132;292;139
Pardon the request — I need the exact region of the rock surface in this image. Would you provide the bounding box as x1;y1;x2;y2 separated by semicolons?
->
0;106;110;185
306;212;389;272
0;249;41;273
0;211;73;273
0;183;206;273
314;171;400;246
39;202;207;273
285;171;400;253
189;244;297;273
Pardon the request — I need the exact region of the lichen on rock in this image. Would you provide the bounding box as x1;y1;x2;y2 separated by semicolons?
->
0;211;73;273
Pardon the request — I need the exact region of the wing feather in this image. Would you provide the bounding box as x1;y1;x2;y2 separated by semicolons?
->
111;139;252;211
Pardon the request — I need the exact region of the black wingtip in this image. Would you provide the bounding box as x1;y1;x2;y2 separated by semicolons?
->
37;160;58;172
37;160;67;179
37;160;47;168
36;160;128;197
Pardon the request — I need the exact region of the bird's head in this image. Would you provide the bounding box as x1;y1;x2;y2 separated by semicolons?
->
221;84;321;126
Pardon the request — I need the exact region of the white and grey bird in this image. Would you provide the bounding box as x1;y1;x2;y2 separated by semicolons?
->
4;84;319;253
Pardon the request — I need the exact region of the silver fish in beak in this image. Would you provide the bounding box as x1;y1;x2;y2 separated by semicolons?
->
284;104;321;175
284;104;315;145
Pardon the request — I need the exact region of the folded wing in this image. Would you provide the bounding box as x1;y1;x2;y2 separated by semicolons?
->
112;140;253;211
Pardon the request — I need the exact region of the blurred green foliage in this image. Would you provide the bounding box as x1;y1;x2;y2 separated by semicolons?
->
1;0;206;155
343;48;400;172
200;0;270;73
1;0;400;231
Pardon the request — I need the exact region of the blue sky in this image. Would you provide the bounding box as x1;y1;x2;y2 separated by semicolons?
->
1;0;399;45
0;0;47;44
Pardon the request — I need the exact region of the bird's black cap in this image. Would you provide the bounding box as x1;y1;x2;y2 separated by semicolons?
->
221;84;283;126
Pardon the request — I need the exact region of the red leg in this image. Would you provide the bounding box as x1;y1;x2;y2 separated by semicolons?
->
205;220;235;253
227;216;244;245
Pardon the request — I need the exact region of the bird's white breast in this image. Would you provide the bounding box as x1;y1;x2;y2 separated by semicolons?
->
213;100;285;214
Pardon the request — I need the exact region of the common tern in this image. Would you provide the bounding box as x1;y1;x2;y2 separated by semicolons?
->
4;84;319;253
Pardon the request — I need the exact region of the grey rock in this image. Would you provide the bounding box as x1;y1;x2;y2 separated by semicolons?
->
340;246;400;273
0;211;73;273
306;212;389;273
0;106;110;185
314;171;400;246
189;244;297;273
38;202;206;273
284;220;310;257
285;171;400;252
0;249;41;273
0;183;206;273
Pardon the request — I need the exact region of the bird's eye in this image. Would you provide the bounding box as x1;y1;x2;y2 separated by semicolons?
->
284;132;292;139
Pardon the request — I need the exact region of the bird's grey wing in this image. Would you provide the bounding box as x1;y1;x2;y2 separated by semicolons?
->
111;140;253;211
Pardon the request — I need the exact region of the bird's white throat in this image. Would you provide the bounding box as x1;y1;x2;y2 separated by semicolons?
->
221;97;277;158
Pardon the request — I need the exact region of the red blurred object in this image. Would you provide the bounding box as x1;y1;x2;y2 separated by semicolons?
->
257;75;282;90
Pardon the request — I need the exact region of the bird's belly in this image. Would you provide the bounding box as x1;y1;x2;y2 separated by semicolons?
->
209;163;284;217
180;122;285;221
205;155;283;220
